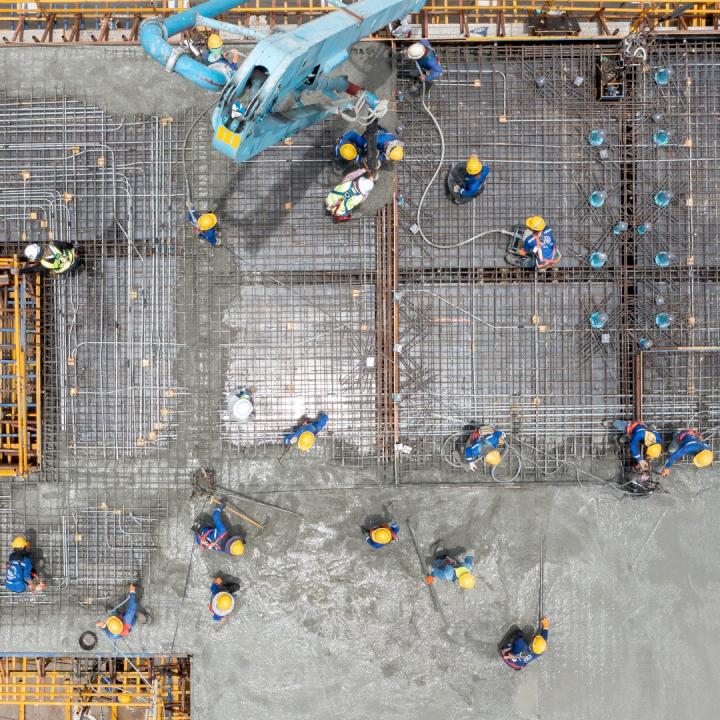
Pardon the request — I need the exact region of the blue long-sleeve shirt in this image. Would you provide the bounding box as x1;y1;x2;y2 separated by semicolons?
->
194;507;229;551
376;129;399;163
187;209;219;246
4;552;33;593
465;429;506;463
459;165;490;198
664;432;711;470
284;413;329;445
366;522;400;549
101;591;137;639
627;423;652;464
428;554;473;583
522;227;559;268
334;130;367;162
509;627;549;667
417;40;443;82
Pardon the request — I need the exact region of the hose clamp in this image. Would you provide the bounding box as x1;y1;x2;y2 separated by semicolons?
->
165;46;187;73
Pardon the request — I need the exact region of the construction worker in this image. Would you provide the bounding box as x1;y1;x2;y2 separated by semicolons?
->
209;576;240;623
406;40;443;85
501;616;549;670
186;202;221;247
425;549;475;589
507;216;561;271
448;156;490;205
325;170;376;222
193;505;245;556
464;425;506;471
203;33;240;74
610;419;662;470
19;242;80;276
4;536;46;594
661;428;713;476
333;128;404;173
365;521;400;549
96;584;139;640
228;387;254;423
376;129;404;165
283;412;329;452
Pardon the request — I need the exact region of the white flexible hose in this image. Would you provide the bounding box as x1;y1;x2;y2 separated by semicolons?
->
414;82;514;250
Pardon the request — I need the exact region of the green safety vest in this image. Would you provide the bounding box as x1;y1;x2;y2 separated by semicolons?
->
325;180;365;217
39;244;75;274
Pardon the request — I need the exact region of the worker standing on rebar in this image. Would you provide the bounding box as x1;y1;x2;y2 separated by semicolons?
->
365;521;400;549
325;170;376;222
18;242;80;276
228;387;255;423
96;584;138;640
192;504;245;556
501;616;549;670
334;129;366;173
661;428;713;476
4;536;46;594
375;129;404;165
283;412;329;452
406;40;444;85
425;549;476;589
448;155;490;205
519;216;561;271
186;202;221;247
464;425;506;471
610;419;662;470
209;576;240;623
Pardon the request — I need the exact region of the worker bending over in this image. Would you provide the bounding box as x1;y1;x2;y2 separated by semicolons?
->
406;41;443;85
464;425;506;471
507;216;561;271
96;583;139;640
209;576;240;623
193;504;245;556
203;34;240;77
610;419;662;470
284;412;329;452
425;549;476;589
19;242;80;276
501;616;549;670
365;521;400;549
4;536;46;594
662;428;713;477
187;202;221;247
448;156;490;205
325;170;376;222
334;127;404;173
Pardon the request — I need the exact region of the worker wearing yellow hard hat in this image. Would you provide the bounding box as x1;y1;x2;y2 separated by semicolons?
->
96;583;139;639
464;425;507;471
207;33;223;51
425;549;475;589
366;521;400;549
284;412;329;453
511;215;561;271
193;503;246;557
609;419;663;470
448;154;490;204
187;201;221;247
662;427;714;476
333;127;405;172
5;535;47;594
209;576;240;622
501;616;549;670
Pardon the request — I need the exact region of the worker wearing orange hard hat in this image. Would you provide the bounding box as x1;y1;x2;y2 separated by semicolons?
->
283;413;329;452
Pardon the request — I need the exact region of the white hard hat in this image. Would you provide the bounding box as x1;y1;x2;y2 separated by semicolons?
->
24;243;42;261
357;176;374;195
407;42;426;60
231;397;253;422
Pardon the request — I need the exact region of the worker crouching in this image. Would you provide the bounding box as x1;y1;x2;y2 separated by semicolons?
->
4;536;47;594
448;155;490;204
284;412;329;453
506;216;561;272
96;583;139;640
464;425;506;471
325;170;376;222
209;576;240;623
366;522;400;549
610;419;662;471
501;616;549;670
406;41;443;85
193;505;246;556
425;550;476;589
662;428;713;477
20;242;80;276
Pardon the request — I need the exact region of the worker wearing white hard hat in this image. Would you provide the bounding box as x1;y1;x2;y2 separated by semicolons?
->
227;387;255;423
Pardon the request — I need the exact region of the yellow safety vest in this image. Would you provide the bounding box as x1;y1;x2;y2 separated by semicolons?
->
454;566;470;581
39;244;75;274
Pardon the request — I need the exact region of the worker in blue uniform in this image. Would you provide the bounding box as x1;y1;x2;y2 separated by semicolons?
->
464;425;506;471
365;521;400;549
610;419;662;470
662;428;713;476
4;536;46;593
447;155;490;204
501;616;549;670
96;584;139;639
425;550;476;589
334;128;404;173
284;412;329;452
407;40;444;84
209;576;240;623
186;201;221;247
192;505;246;556
507;216;561;271
203;33;240;76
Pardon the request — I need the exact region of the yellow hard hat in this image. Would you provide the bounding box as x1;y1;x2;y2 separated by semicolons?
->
645;443;662;459
198;213;218;231
466;155;482;175
387;143;404;162
11;536;28;550
526;215;546;232
694;449;713;468
216;592;233;611
458;572;476;590
339;143;358;161
643;431;657;447
117;693;132;705
106;616;124;636
228;539;245;556
297;431;316;452
531;635;547;655
207;33;223;50
484;449;502;466
370;527;393;545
